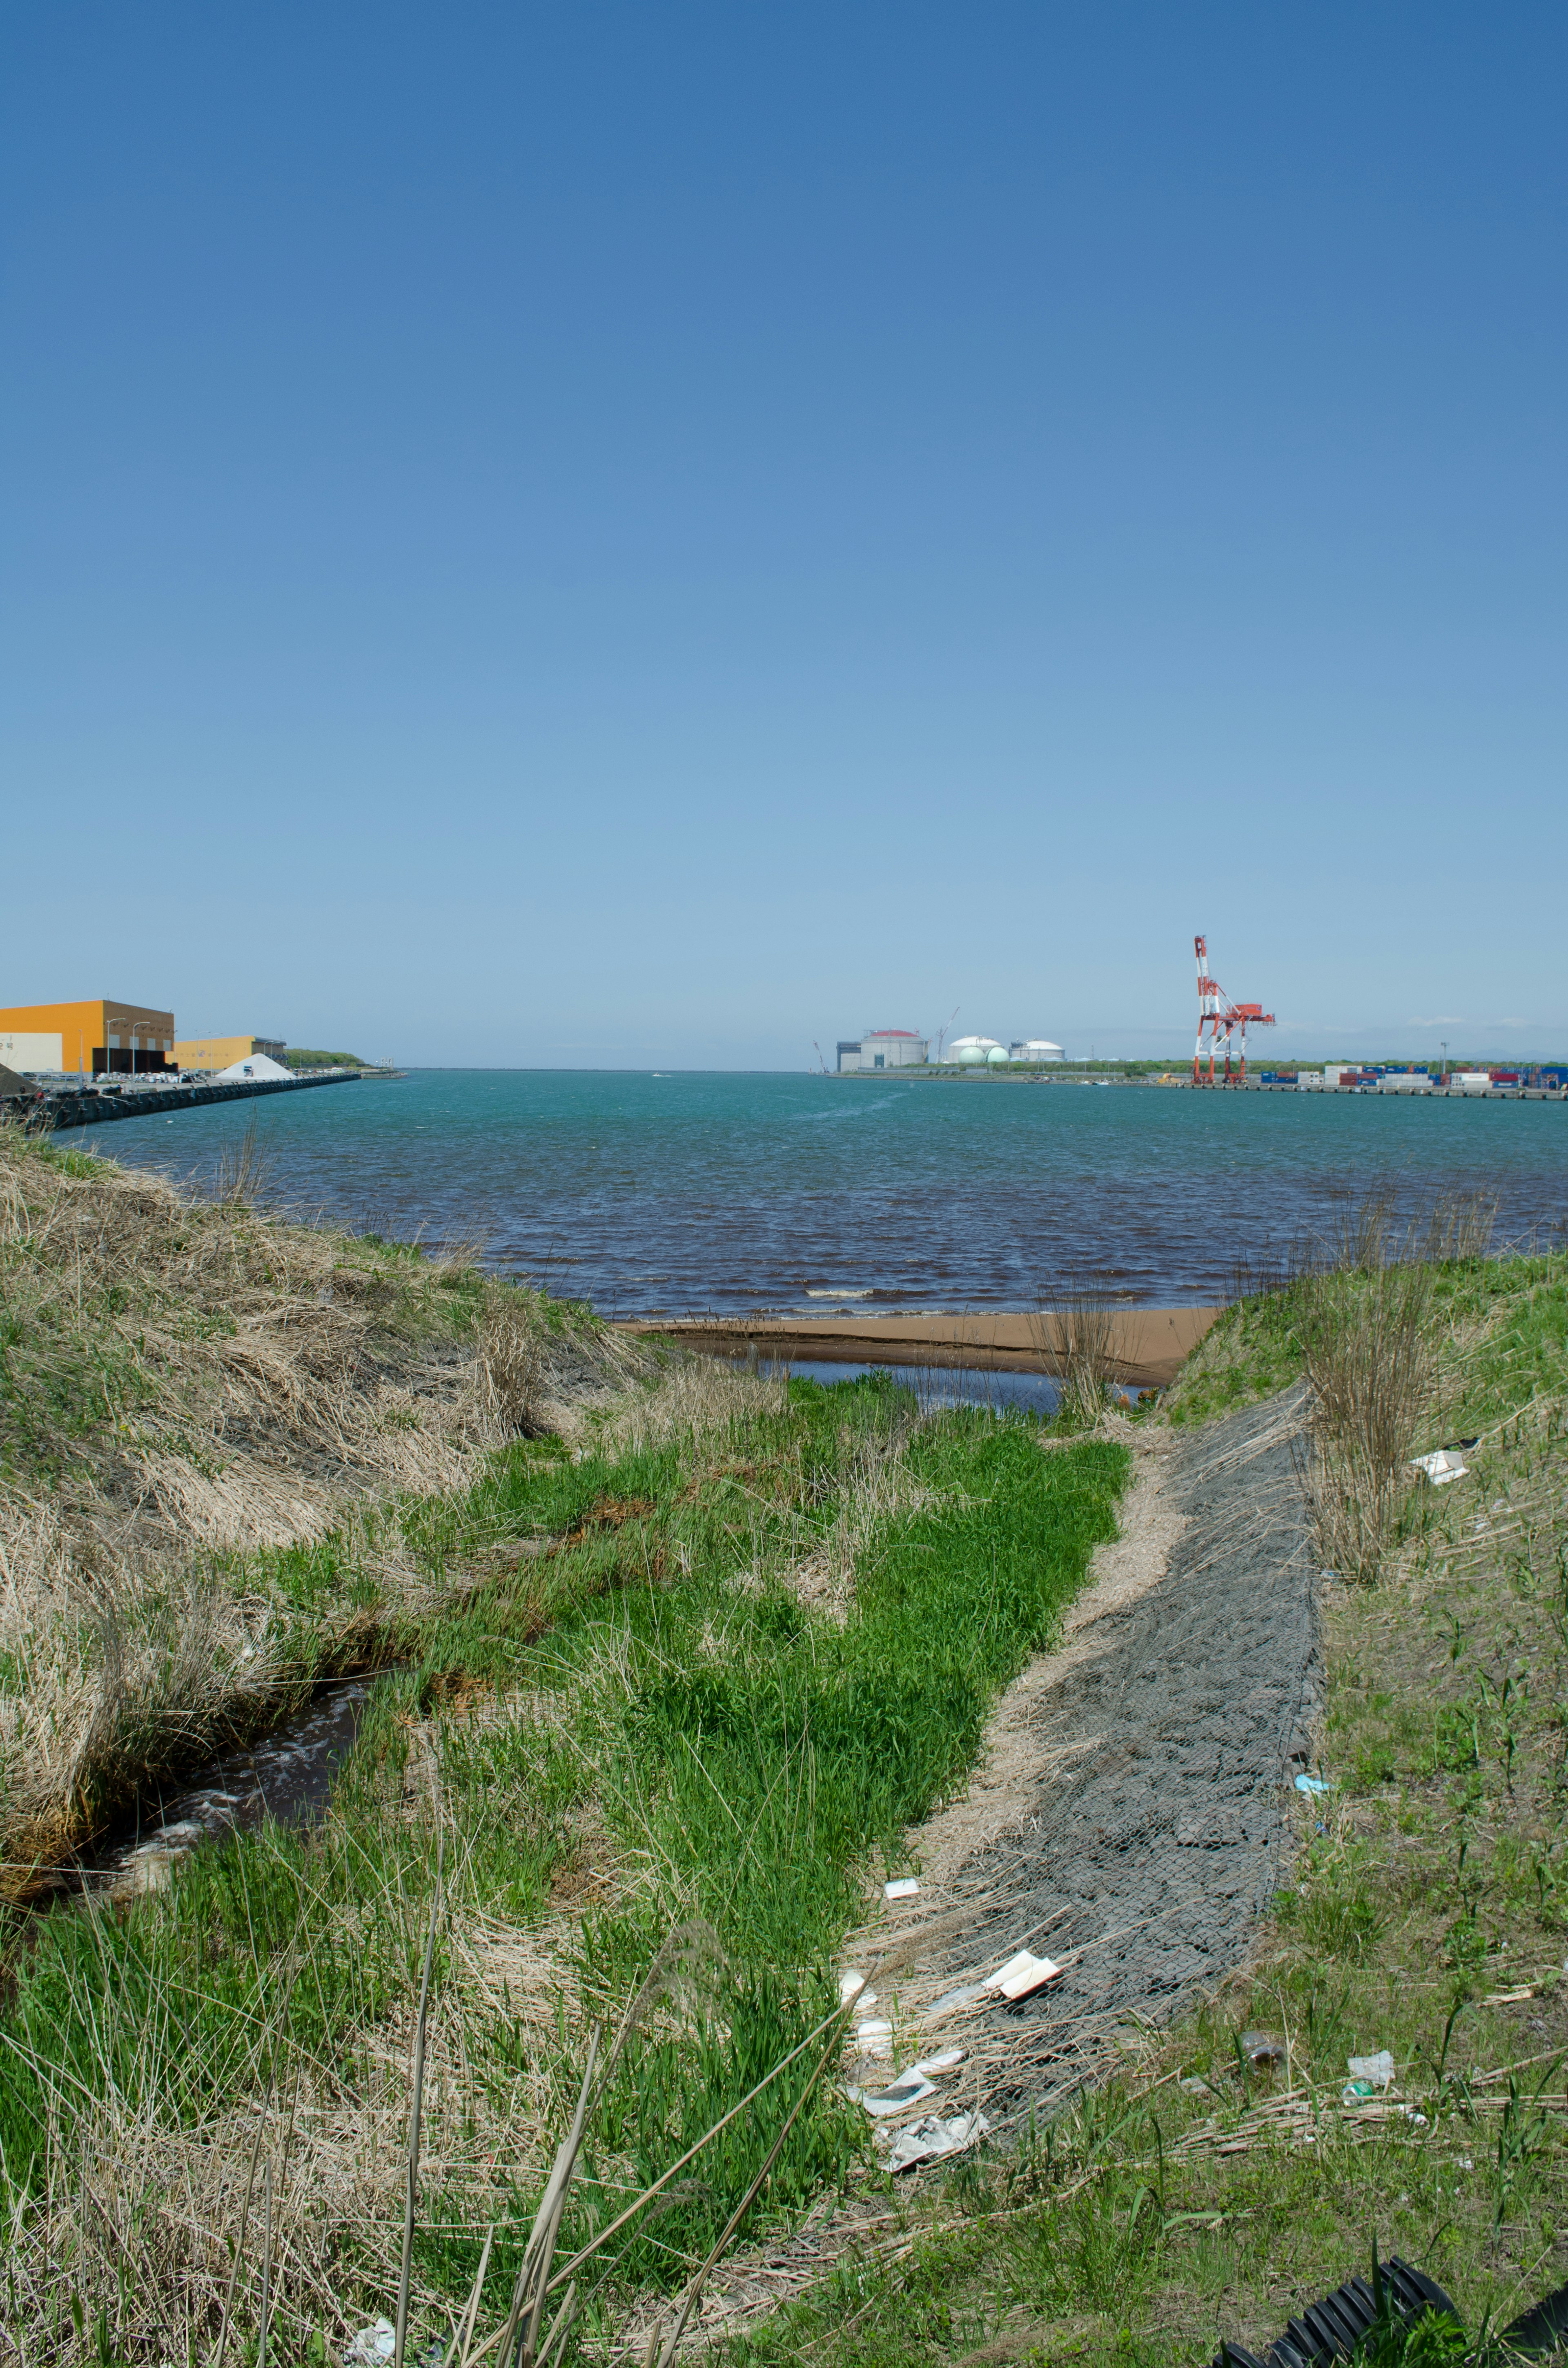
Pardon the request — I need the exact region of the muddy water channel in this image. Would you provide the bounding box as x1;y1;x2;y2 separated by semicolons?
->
65;1676;389;1901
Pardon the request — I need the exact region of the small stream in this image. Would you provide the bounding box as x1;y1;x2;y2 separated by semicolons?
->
65;1675;389;1900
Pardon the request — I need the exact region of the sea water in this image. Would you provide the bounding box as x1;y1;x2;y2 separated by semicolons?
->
86;1070;1567;1316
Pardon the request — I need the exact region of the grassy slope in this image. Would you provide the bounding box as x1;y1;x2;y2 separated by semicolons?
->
0;1124;633;1873
724;1251;1568;2368
0;1137;1129;2360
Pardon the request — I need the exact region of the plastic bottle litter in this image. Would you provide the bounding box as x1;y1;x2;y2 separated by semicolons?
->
883;1877;921;1900
1295;1774;1332;1796
345;2325;396;2368
1238;2030;1288;2070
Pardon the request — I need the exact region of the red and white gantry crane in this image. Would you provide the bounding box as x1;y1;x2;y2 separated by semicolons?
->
1192;935;1275;1085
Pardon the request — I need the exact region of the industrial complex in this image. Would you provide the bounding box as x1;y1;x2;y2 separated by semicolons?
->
0;1000;286;1081
834;1029;1064;1073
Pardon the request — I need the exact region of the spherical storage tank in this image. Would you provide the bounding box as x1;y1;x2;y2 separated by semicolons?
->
986;1044;1009;1066
949;1035;1003;1067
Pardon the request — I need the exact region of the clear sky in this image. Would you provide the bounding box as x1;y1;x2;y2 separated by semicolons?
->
4;5;1564;1066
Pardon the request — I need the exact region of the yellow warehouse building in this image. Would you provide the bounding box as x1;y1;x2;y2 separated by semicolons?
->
173;1034;287;1072
0;998;176;1077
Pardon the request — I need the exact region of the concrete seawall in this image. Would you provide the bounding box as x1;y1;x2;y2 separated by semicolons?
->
23;1069;363;1133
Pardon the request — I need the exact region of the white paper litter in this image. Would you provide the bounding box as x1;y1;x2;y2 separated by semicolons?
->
849;2071;938;2118
1410;1450;1468;1486
883;1877;921;1900
1347;2049;1395;2089
839;1971;875;2009
345;2323;396;2367
984;1949;1062;2002
886;2109;990;2172
854;2018;893;2058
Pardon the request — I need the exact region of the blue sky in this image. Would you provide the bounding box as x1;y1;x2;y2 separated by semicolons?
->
4;4;1564;1065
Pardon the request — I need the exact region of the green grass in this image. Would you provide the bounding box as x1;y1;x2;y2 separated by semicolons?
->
0;1370;1126;2347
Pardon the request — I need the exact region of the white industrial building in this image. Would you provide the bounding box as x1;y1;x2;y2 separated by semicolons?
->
1010;1039;1064;1064
837;1029;929;1073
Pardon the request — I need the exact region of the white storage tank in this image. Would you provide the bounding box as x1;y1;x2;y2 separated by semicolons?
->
1009;1039;1064;1064
949;1035;1004;1066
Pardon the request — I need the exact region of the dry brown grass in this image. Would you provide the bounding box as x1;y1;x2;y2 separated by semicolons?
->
0;1124;637;1889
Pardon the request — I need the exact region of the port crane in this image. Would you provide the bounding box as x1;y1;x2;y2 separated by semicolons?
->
1193;935;1274;1084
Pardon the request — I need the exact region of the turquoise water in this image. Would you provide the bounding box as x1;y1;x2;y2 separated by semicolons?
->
85;1070;1567;1315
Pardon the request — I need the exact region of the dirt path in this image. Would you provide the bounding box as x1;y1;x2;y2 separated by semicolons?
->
849;1389;1319;2131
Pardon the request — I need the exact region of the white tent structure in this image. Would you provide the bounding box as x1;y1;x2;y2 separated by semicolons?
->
215;1053;292;1082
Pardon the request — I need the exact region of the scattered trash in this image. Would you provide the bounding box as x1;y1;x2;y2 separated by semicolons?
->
1180;2075;1209;2096
983;1949;1061;2002
1410;1449;1469;1487
854;2018;893;2059
909;2047;964;2077
1459;2156;1474;2171
1342;2080;1377;2106
849;2069;939;2118
839;1971;875;2009
925;1982;986;2020
883;1877;921;1900
886;2108;989;2172
1294;1774;1332;1796
1239;2030;1289;2071
1347;2050;1395;2089
1402;2106;1430;2128
345;2325;396;2368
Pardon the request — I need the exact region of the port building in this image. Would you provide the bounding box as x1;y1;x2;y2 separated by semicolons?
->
0;997;176;1077
174;1033;287;1073
837;1029;929;1073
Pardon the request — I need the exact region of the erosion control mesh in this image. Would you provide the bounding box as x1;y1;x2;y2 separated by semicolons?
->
916;1390;1319;2127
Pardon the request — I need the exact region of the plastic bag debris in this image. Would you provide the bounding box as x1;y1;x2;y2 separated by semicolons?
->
925;1982;986;2020
1294;1773;1332;1796
345;2324;396;2367
1347;2050;1395;2088
910;2047;964;2076
1238;2030;1288;2070
850;2069;938;2118
839;1971;875;2009
854;2018;893;2059
1410;1449;1468;1486
883;1876;921;1900
887;2108;989;2172
984;1949;1061;2001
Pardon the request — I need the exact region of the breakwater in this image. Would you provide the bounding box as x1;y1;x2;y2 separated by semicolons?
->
25;1067;362;1133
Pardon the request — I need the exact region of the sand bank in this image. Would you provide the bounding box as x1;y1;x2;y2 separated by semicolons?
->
618;1305;1220;1389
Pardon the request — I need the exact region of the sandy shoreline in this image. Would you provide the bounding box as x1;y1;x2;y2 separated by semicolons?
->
616;1305;1221;1389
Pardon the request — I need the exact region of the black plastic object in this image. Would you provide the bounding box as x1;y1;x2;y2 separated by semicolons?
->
1501;2282;1568;2358
1213;2254;1459;2368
